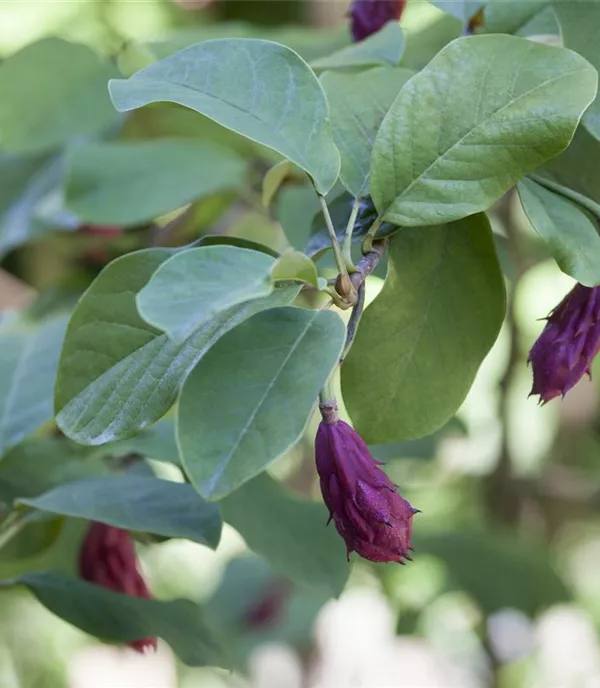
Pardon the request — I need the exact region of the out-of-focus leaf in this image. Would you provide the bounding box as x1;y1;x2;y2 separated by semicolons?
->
0;314;67;456
206;555;329;665
146;23;350;65
96;419;179;465
415;530;570;616
65;139;246;226
429;1;484;23
553;2;600;140
0;38;120;155
482;1;550;35
20;476;222;549
518;178;600;287
311;22;405;71
109;39;340;194
0;155;74;258
275;185;322;250
535;125;600;215
221;474;348;595
55;248;300;444
0;437;107;504
321;66;413;197
12;572;226;667
178;307;345;499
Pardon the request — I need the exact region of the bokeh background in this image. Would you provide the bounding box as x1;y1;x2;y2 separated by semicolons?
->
0;1;598;687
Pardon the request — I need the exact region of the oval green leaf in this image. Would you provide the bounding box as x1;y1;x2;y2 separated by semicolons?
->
55;248;300;444
137;245;276;341
13;572;225;667
177;307;346;500
370;34;598;226
0;38;120;155
341;213;505;442
0;314;67;457
518;178;600;287
109;39;340;194
19;475;222;549
66;139;247;227
222;473;348;595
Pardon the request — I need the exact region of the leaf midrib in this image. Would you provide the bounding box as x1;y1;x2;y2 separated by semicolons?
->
202;310;319;495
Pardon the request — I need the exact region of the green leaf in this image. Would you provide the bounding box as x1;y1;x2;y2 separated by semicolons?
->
275;185;322;250
0;38;120;155
0;437;107;504
222;473;348;595
271;250;320;287
429;1;483;23
65;139;246;227
516;4;559;37
370;34;598;226
321;66;414;197
137;245;276;341
483;1;550;35
553;2;600;140
178;307;346;499
311;22;405;71
414;530;569;616
97;419;179;465
20;476;222;548
0;155;74;258
262;160;294;208
109;39;340;194
0;315;67;456
342;213;505;442
55;248;300;444
518;178;600;287
13;572;225;667
535;125;600;213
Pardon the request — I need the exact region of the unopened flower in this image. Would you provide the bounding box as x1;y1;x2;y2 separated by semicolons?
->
529;283;600;403
315;404;417;563
79;522;157;653
349;0;407;42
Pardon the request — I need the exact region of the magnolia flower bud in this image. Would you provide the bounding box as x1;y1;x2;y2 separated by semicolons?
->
79;522;157;653
529;284;600;403
349;0;407;43
315;404;417;563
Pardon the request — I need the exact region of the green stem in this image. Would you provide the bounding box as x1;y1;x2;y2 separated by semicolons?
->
319;375;337;406
362;216;383;254
341;197;362;272
341;282;366;362
0;511;30;553
317;193;354;294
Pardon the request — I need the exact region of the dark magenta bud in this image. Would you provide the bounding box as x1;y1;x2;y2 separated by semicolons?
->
349;0;406;42
243;580;291;630
315;405;417;563
79;522;157;653
529;284;600;403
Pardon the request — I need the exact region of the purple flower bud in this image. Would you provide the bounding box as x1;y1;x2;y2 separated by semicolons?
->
349;0;406;43
79;522;157;653
529;284;600;403
315;405;417;563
